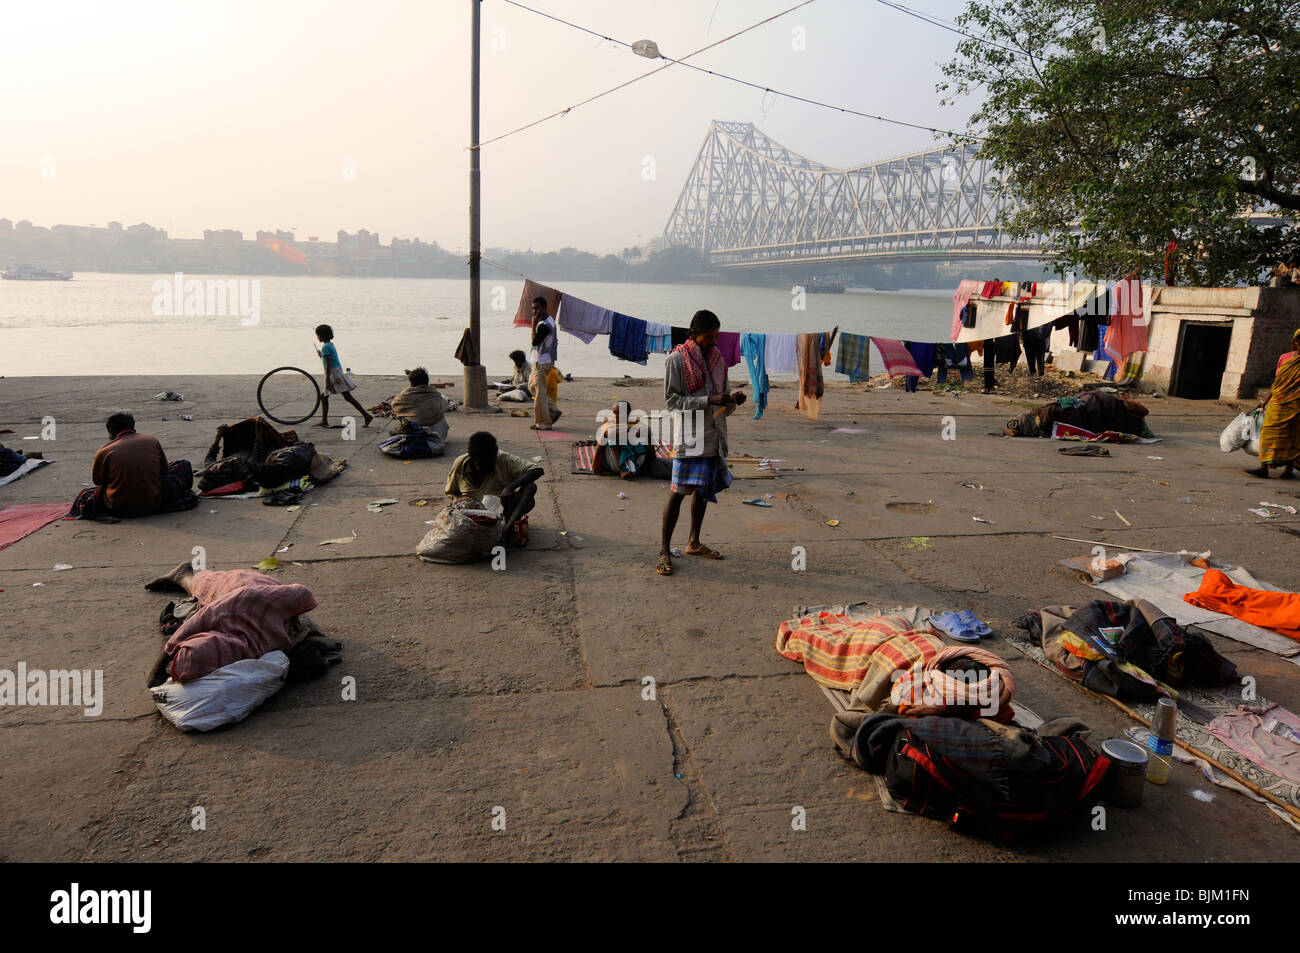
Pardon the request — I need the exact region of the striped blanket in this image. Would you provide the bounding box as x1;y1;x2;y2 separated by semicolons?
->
571;439;670;474
776;611;944;707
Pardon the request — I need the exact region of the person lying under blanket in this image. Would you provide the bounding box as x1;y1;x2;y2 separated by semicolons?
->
144;561;319;685
1003;390;1152;438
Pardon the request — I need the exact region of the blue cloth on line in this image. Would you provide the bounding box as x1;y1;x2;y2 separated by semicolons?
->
740;332;769;419
936;343;973;383
902;341;937;392
904;342;937;377
608;312;649;365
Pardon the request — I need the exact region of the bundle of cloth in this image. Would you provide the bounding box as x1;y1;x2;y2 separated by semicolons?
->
830;710;1107;841
197;417;344;494
889;644;1017;723
1017;598;1238;702
1004;390;1152;438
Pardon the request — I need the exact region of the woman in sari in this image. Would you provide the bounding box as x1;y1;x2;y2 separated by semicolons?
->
1246;328;1300;479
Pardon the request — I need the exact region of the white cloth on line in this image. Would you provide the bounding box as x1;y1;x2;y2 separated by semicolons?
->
557;295;613;344
764;333;799;374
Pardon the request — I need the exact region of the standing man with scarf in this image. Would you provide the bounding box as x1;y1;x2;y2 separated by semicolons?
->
658;310;746;576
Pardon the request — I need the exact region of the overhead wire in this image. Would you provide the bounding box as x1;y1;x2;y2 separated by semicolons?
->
486;0;986;146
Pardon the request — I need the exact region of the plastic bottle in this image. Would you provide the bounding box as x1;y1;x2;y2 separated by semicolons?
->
1146;697;1176;784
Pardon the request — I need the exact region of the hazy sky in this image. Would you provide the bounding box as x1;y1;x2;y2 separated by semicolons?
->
1;0;975;254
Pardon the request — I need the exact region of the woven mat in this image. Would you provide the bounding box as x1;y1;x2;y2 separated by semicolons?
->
1007;632;1300;825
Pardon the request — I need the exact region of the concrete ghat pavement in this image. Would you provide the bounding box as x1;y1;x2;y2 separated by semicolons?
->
1;374;1298;862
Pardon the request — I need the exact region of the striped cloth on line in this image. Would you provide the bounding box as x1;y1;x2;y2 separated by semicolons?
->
869;337;924;378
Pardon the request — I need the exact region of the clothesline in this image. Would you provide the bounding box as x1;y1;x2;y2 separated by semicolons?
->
500;273;1151;396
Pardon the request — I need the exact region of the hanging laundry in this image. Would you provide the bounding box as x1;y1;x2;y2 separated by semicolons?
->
952;279;982;340
608;313;649;365
645;321;672;353
936;343;973;383
902;342;937;393
670;326;690;349
1104;276;1148;365
764;333;799;375
715;330;743;368
979;280;1002;299
795;333;826;420
1022;323;1052;376
870;337;923;377
820;327;839;367
740;333;769;418
994;333;1022;371
513;280;562;329
835;332;872;382
557;294;614;343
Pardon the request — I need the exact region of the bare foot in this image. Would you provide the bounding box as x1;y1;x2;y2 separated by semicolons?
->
145;560;195;592
1244;467;1269;478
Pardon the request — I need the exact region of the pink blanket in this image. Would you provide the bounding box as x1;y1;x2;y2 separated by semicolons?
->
951;279;982;341
165;569;318;682
0;502;71;552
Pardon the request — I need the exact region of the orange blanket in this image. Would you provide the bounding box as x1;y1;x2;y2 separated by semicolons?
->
1184;569;1300;642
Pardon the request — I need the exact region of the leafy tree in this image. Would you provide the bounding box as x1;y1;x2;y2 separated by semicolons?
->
940;0;1300;285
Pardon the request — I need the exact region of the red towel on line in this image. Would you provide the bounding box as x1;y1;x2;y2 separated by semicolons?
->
1104;276;1148;365
512;280;562;329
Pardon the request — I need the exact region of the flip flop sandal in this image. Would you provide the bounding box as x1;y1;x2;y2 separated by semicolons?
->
655;555;673;576
686;545;724;559
957;609;992;636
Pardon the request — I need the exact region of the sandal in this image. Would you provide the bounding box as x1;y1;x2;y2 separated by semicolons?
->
685;544;724;559
656;554;673;575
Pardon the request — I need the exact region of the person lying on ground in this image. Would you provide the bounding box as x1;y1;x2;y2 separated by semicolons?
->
658;309;746;576
1246;327;1300;479
445;430;543;546
1003;390;1150;438
70;412;196;519
389;366;449;440
314;323;373;429
143;561;318;686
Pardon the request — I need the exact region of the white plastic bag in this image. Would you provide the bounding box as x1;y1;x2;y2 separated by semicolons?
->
150;650;289;732
416;496;504;564
1243;409;1264;456
1219;412;1252;452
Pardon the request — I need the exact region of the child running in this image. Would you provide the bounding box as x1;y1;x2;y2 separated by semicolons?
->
314;324;372;428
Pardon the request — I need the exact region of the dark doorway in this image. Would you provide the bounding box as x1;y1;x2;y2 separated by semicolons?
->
1173;324;1232;399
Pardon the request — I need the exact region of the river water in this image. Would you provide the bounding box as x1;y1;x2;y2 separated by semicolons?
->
0;273;952;381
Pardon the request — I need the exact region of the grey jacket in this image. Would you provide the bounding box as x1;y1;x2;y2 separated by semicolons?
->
665;350;732;458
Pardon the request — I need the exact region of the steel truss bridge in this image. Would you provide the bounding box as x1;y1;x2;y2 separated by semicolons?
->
663;121;1046;268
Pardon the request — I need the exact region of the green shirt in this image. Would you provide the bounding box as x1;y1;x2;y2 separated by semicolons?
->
445;451;533;501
